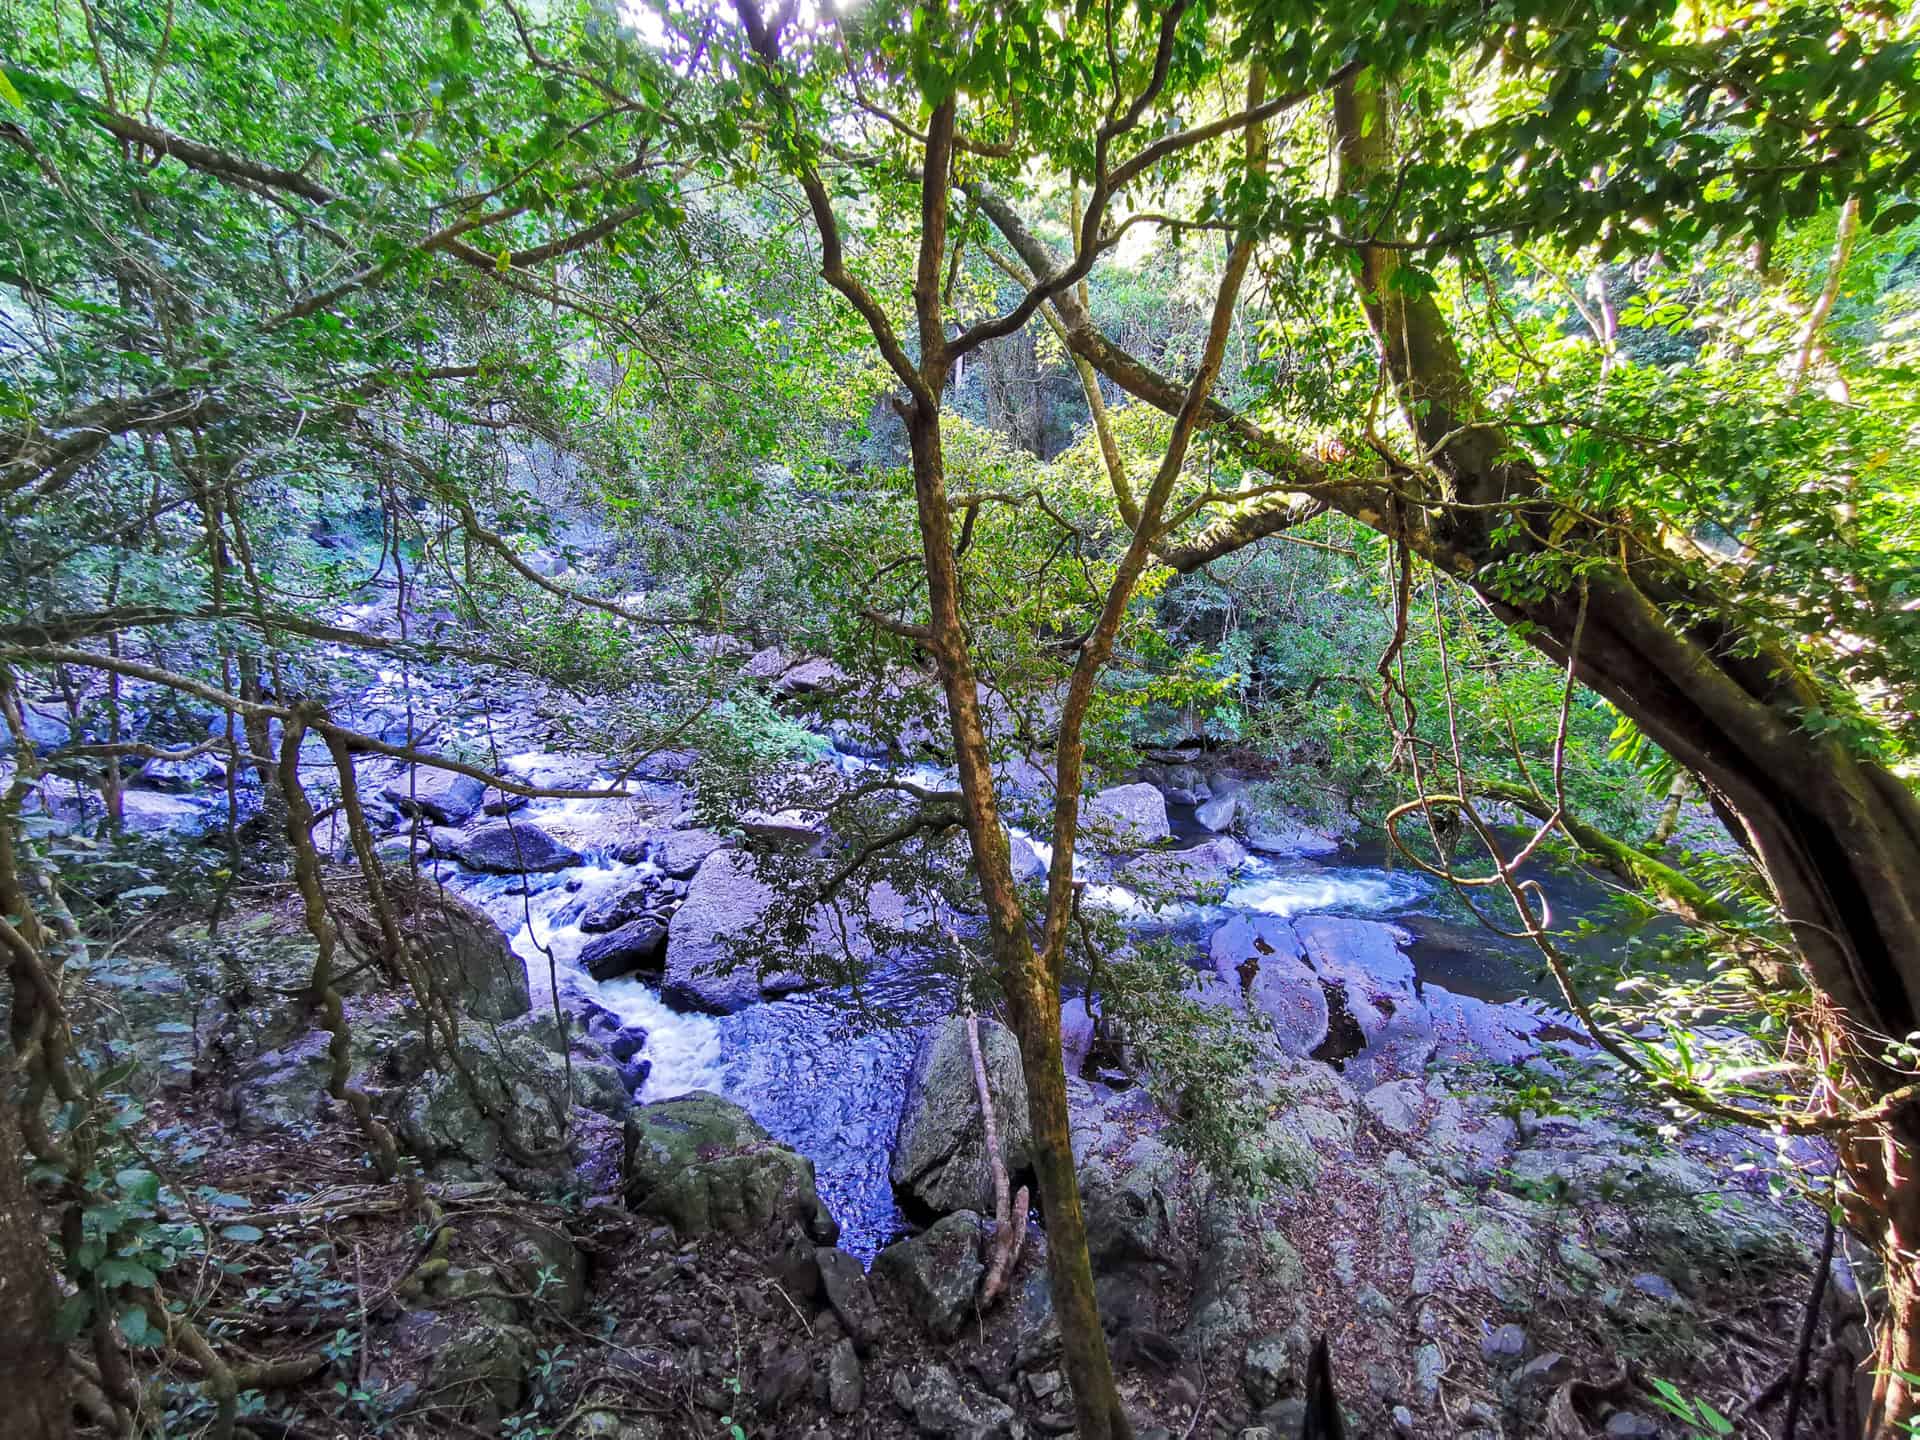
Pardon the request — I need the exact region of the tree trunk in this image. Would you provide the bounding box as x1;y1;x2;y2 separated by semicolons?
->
0;1100;70;1440
903;398;1135;1440
1328;71;1920;1437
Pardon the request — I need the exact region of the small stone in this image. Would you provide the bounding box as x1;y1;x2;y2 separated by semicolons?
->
664;1317;712;1347
1512;1351;1573;1394
1631;1272;1682;1303
1605;1412;1661;1438
1481;1322;1528;1360
1024;1370;1063;1403
1258;1399;1307;1434
754;1340;811;1412
827;1337;863;1415
1392;1405;1417;1437
1242;1334;1294;1408
1412;1344;1444;1405
816;1246;882;1352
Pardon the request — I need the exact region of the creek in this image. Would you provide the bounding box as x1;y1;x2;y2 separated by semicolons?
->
429;743;1597;1259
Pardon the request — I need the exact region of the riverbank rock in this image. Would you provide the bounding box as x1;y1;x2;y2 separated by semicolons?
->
1206;915;1329;1058
1195;793;1237;832
874;1212;986;1341
383;767;487;825
397;1014;628;1171
1291;915;1434;1082
891;1017;1033;1218
621;1092;837;1243
1084;782;1170;850
120;790;218;833
655;827;730;878
447;820;582;873
339;887;532;1024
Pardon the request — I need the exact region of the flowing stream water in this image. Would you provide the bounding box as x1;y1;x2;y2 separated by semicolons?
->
427;758;1486;1258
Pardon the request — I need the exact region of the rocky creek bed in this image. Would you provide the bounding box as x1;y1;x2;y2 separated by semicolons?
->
20;643;1857;1438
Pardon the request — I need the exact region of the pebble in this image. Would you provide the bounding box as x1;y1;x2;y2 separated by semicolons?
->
1605;1413;1661;1438
1511;1351;1573;1393
1392;1404;1417;1436
1631;1271;1682;1303
1481;1322;1528;1360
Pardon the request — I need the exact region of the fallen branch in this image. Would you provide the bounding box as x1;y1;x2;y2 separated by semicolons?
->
967;1011;1027;1306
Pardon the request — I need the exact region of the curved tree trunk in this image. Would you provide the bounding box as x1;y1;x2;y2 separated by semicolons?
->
978;63;1920;1440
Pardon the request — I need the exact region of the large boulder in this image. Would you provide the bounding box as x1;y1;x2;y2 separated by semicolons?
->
578;919;668;982
1195;792;1238;832
382;766;487;825
448;820;581;874
654;827;730;879
1083;783;1170;850
339;887;532;1024
874;1212;985;1341
890;1017;1033;1217
1242;811;1339;858
772;656;845;697
622;1092;838;1242
1206;915;1329;1058
397;1014;628;1168
663;849;914;1013
0;700;71;755
119;791;217;834
114;908;367;1097
1007;832;1048;884
1123;836;1248;898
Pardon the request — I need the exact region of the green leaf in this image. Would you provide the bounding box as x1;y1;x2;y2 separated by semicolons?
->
220;1224;266;1243
117;1304;153;1347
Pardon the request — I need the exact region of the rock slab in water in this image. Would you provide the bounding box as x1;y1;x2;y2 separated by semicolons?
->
382;766;487;825
874;1212;986;1341
622;1091;837;1243
1195;793;1237;832
890;1017;1033;1218
663;848;913;1014
1123;836;1248;896
1242;812;1339;858
448;820;582;874
578;919;668;981
1083;782;1170;850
